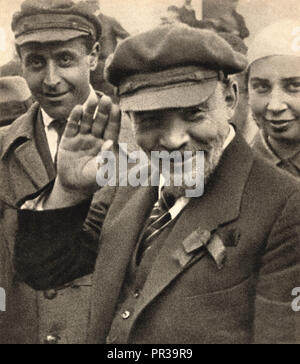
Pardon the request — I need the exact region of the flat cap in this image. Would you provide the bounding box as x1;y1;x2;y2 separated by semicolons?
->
12;0;102;46
105;24;248;111
0;76;33;125
248;18;300;66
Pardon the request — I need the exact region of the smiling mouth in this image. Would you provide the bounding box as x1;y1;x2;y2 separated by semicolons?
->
266;119;296;130
44;91;69;99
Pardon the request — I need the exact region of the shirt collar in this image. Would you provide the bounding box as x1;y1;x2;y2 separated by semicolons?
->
159;124;236;198
41;86;97;128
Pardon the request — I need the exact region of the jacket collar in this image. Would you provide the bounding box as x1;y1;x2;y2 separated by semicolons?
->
0;102;39;160
0;103;54;206
252;130;281;166
253;130;300;174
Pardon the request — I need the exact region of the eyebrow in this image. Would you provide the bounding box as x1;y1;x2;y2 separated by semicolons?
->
250;77;300;82
249;77;269;82
282;77;300;82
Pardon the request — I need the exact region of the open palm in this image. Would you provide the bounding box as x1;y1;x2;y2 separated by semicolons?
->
57;94;121;193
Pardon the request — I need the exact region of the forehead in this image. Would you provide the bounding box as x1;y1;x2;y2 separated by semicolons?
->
249;55;300;80
19;37;86;55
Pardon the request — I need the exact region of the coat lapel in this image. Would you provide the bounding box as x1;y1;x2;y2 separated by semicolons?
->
129;134;255;328
0;103;53;206
88;184;158;343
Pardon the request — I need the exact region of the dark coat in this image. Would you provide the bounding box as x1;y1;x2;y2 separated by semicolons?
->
252;130;300;179
15;135;300;344
0;103;93;344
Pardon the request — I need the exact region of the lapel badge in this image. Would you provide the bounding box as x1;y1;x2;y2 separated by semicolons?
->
173;228;227;270
206;234;227;270
173;228;211;267
183;228;211;254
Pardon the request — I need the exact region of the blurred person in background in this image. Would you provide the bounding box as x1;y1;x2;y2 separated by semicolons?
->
178;0;198;28
218;32;258;144
0;76;33;127
87;0;129;100
161;6;182;25
203;0;249;40
0;52;23;78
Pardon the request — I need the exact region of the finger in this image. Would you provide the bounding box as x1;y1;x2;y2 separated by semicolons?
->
80;94;99;134
64;105;83;138
102;139;114;152
91;95;113;138
103;103;121;142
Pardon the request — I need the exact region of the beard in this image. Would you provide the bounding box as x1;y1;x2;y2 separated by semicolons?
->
162;134;226;199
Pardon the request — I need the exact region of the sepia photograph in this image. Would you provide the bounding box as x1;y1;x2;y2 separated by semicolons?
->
0;0;299;347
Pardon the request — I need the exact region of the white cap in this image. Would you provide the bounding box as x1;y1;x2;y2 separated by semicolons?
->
248;19;300;66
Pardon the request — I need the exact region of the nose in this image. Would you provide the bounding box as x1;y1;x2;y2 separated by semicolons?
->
266;88;288;114
159;117;190;151
43;61;61;89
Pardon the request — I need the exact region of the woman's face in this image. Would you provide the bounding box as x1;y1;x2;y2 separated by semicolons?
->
248;55;300;144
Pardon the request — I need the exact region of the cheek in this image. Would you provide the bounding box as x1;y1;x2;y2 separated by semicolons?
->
135;129;158;151
188;114;227;143
23;71;43;93
249;93;267;116
63;66;88;86
289;98;300;118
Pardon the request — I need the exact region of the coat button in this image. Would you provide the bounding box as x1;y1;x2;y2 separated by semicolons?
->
121;310;131;320
134;291;140;299
44;289;58;300
44;335;60;344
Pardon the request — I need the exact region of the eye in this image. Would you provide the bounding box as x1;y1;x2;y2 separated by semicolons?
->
286;81;300;93
26;56;45;71
139;117;160;128
58;54;74;67
250;82;270;94
183;108;207;122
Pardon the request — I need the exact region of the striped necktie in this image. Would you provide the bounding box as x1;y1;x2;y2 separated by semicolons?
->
137;190;176;264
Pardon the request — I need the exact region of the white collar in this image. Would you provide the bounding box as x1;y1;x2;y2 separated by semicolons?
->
41;86;97;128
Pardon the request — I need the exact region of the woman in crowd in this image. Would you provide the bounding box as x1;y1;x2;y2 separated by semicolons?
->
248;19;300;179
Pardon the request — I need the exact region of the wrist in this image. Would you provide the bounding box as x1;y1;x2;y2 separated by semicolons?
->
44;177;94;209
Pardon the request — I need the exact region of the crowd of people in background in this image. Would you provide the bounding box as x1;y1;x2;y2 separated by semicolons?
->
162;0;249;40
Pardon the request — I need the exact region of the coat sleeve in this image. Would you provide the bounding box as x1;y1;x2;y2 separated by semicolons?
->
14;185;117;291
254;190;300;344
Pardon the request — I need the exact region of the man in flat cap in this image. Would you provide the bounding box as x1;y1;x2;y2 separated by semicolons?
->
15;24;299;344
0;0;119;344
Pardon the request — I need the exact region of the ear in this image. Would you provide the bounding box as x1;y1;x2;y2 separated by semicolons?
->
223;79;239;119
89;42;100;71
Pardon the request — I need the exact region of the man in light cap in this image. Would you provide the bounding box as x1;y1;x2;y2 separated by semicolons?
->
249;19;300;179
15;24;299;344
0;0;119;344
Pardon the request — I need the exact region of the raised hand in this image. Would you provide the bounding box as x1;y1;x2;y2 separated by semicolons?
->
56;94;121;196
